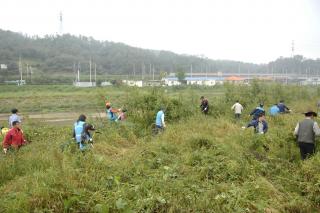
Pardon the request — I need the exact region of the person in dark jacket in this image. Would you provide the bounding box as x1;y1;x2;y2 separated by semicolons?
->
294;110;320;160
246;113;268;134
200;96;209;115
277;100;291;113
249;103;265;120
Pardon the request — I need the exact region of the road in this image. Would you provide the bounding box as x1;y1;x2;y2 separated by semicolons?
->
0;112;107;126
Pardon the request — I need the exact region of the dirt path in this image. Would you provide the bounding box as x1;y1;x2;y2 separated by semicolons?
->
0;112;107;125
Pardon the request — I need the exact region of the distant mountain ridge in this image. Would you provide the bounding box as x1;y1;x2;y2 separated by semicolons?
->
0;29;319;78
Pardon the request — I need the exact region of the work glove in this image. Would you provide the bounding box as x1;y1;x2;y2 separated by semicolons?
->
3;148;7;154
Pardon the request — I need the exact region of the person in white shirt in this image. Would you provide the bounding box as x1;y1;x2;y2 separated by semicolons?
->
231;100;244;120
8;108;21;128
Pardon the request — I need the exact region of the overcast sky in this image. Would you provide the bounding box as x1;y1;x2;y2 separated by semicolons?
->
1;0;319;63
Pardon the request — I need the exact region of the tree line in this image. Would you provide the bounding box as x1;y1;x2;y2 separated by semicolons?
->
0;29;319;80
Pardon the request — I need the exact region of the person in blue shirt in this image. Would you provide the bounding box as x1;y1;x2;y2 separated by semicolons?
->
105;102;120;122
246;113;268;134
155;108;166;134
269;104;280;116
73;114;95;150
249;103;265;120
277;100;290;113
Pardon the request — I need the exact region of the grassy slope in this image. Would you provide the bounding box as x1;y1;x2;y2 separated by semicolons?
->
0;85;224;114
0;85;319;212
0;111;320;212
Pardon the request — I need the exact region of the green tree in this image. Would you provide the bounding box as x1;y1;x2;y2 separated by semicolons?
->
176;71;186;83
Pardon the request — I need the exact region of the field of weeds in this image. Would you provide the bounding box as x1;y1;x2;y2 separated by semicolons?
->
0;83;320;212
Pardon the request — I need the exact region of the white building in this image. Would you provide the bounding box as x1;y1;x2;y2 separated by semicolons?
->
164;77;224;86
164;77;181;86
0;64;7;70
122;80;144;87
5;80;26;86
101;81;112;86
73;82;96;87
300;78;320;86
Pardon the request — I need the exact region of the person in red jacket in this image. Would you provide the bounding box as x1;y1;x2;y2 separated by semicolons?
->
2;121;27;154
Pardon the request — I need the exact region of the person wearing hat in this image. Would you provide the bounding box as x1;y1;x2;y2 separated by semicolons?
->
249;103;265;120
200;96;209;115
294;110;320;160
2;121;27;154
8;108;21;128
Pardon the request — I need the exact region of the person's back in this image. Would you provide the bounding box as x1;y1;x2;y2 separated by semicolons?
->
277;102;290;113
232;102;243;114
106;104;119;121
74;120;86;143
156;110;164;127
8;109;21;128
231;101;243;119
277;103;285;113
250;105;265;120
294;111;320;159
247;115;268;134
270;105;280;116
297;119;316;144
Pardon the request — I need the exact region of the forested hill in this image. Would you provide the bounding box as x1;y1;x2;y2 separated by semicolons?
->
0;29;319;76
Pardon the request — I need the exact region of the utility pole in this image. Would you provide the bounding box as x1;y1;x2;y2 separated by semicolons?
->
94;63;97;84
190;64;193;78
205;64;208;79
26;64;29;81
19;55;22;83
89;58;92;83
59;11;63;35
152;64;155;80
77;62;80;82
29;66;33;84
133;64;136;80
291;40;295;58
141;63;145;80
149;63;152;80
